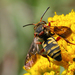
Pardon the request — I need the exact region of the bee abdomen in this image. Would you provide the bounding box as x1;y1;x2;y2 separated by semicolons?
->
48;48;62;61
42;37;62;61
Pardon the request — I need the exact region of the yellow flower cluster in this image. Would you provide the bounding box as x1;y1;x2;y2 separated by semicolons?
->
23;54;60;75
23;10;75;75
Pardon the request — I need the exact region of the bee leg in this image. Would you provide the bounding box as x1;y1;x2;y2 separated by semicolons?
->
41;54;50;62
48;21;55;26
64;38;75;45
34;34;42;44
56;36;75;45
48;21;51;26
35;41;42;44
39;48;44;54
39;49;50;62
38;31;44;36
56;36;61;41
34;39;42;44
34;31;44;36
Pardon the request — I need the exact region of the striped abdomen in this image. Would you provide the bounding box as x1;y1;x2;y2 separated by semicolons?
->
42;37;62;61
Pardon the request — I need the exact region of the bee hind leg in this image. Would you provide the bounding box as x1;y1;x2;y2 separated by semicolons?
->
56;36;61;41
64;38;75;45
39;49;50;62
41;54;50;62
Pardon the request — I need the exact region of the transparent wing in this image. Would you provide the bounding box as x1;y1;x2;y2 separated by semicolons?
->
24;37;39;70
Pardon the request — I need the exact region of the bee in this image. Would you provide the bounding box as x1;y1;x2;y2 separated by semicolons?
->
23;7;75;69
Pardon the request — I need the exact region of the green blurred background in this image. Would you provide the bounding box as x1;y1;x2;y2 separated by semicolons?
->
0;0;75;75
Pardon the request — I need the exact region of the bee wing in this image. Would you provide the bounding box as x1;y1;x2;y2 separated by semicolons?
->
53;26;75;45
24;37;39;69
54;26;72;38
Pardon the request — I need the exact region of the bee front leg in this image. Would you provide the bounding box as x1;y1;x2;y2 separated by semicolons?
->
38;31;44;36
48;21;55;26
34;31;44;37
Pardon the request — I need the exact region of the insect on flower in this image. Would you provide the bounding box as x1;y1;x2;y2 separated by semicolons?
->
23;7;75;69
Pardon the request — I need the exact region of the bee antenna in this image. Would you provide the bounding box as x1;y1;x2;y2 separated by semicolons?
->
40;7;50;22
23;23;35;27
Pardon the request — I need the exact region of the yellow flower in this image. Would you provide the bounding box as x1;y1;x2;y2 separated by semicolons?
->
23;54;59;75
24;10;75;75
43;71;55;75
